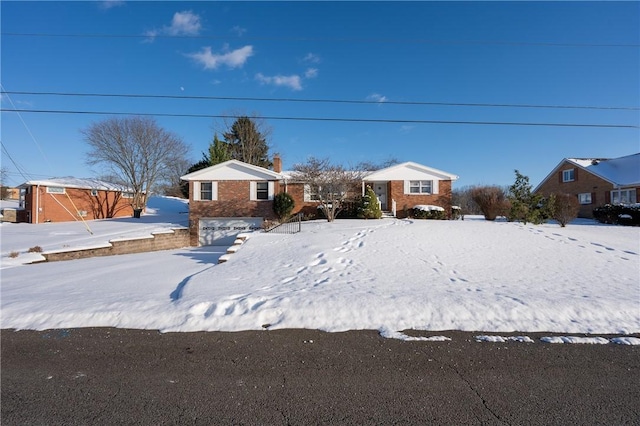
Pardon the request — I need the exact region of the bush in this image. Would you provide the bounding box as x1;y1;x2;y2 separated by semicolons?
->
28;245;43;253
471;186;508;221
9;251;19;258
273;192;295;221
358;186;382;219
411;205;446;220
548;193;580;227
593;204;640;226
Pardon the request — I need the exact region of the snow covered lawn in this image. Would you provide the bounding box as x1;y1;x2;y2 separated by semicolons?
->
1;197;638;339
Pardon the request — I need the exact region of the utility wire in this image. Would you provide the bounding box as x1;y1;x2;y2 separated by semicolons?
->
2;91;638;111
3;108;638;129
3;32;639;48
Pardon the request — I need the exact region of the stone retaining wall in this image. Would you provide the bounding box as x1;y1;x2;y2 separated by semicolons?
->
41;228;190;262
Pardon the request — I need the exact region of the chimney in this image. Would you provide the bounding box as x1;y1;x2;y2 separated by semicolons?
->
273;155;282;173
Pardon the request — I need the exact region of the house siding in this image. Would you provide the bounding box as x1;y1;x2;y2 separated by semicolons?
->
534;160;615;218
23;185;133;223
389;180;453;219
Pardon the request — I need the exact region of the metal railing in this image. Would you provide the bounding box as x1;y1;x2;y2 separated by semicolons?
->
264;213;302;234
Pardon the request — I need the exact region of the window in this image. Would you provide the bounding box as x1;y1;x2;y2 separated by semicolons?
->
304;184;321;202
409;180;432;194
91;189;99;196
200;182;213;200
562;169;575;182
256;182;269;200
46;186;65;194
611;189;637;205
578;193;592;205
122;192;134;199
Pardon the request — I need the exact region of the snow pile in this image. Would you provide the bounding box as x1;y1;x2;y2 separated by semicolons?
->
413;204;445;211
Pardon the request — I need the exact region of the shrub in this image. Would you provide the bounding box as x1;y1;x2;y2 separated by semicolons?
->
28;245;43;253
358;186;382;219
593;204;640;226
451;206;463;220
411;205;446;220
273;192;295;221
507;170;547;224
471;186;508;221
548;193;580;227
9;251;19;258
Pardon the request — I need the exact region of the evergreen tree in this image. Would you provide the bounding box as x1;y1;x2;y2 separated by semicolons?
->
223;116;271;168
507;170;544;224
358;185;382;219
208;134;231;165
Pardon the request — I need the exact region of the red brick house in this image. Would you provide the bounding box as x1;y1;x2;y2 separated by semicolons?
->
181;157;458;246
533;153;640;218
16;177;137;224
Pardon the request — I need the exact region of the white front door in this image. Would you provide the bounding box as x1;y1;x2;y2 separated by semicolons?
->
373;182;387;211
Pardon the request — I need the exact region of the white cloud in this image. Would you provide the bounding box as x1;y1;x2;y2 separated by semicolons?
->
168;11;201;36
255;73;303;91
303;53;321;64
367;93;388;103
304;68;318;78
144;10;202;42
99;1;125;10
187;45;254;70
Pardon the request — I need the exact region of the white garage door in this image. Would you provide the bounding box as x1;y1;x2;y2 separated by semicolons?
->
199;217;263;246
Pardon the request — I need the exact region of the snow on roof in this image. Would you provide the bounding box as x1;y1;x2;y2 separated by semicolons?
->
569;153;640;186
19;177;133;192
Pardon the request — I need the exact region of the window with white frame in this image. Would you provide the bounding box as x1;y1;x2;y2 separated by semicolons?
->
46;186;65;194
304;184;321;202
409;180;433;194
256;182;269;200
611;189;637;205
122;192;134;199
91;189;99;196
578;193;592;205
200;182;213;200
562;169;575;182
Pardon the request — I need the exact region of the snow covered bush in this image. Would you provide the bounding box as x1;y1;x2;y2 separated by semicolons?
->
593;204;640;226
470;186;508;221
412;205;446;220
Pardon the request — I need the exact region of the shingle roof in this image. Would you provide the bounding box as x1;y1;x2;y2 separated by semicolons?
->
568;153;640;186
19;177;133;192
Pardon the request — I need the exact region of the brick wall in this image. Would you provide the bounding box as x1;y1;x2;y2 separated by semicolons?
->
390;180;453;219
534;161;614;218
24;185;134;223
41;228;189;262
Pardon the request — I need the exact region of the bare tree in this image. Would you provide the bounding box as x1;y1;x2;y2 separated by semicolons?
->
293;157;363;222
82;116;189;212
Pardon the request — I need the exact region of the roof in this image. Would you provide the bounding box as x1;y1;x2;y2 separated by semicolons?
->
534;153;640;191
181;160;283;181
281;161;458;182
18;177;133;192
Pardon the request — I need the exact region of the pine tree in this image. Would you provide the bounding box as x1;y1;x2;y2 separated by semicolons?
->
359;185;382;219
208;134;231;165
223;116;271;168
508;170;544;224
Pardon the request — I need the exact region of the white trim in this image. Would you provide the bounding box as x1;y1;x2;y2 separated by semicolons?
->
250;181;257;201
193;182;200;201
268;181;275;201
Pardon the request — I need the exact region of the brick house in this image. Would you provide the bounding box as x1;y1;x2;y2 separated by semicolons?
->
181;157;458;246
533;153;640;218
15;177;137;224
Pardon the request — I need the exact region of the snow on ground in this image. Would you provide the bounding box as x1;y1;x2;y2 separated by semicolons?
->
1;196;639;342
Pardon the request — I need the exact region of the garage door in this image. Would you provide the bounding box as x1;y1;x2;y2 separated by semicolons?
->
199;217;264;246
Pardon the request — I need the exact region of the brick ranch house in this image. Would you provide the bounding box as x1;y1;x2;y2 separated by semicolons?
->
13;177;138;224
533;152;640;218
181;157;459;246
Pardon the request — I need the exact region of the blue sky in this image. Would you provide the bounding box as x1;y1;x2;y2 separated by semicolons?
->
1;1;638;189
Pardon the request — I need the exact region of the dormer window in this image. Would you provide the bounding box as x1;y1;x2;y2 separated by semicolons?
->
562;169;575;182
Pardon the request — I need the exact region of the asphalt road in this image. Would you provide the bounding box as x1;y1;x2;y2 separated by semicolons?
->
2;328;639;425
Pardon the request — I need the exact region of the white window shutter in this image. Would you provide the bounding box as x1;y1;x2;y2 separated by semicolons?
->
193;182;200;201
403;180;410;194
211;182;218;200
268;181;275;200
250;181;257;201
432;180;439;195
304;184;311;202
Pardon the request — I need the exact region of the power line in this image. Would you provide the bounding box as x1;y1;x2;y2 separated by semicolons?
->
3;108;638;129
2;32;638;48
3;91;638;111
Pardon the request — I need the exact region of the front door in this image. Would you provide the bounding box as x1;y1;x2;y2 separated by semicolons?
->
373;182;387;211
